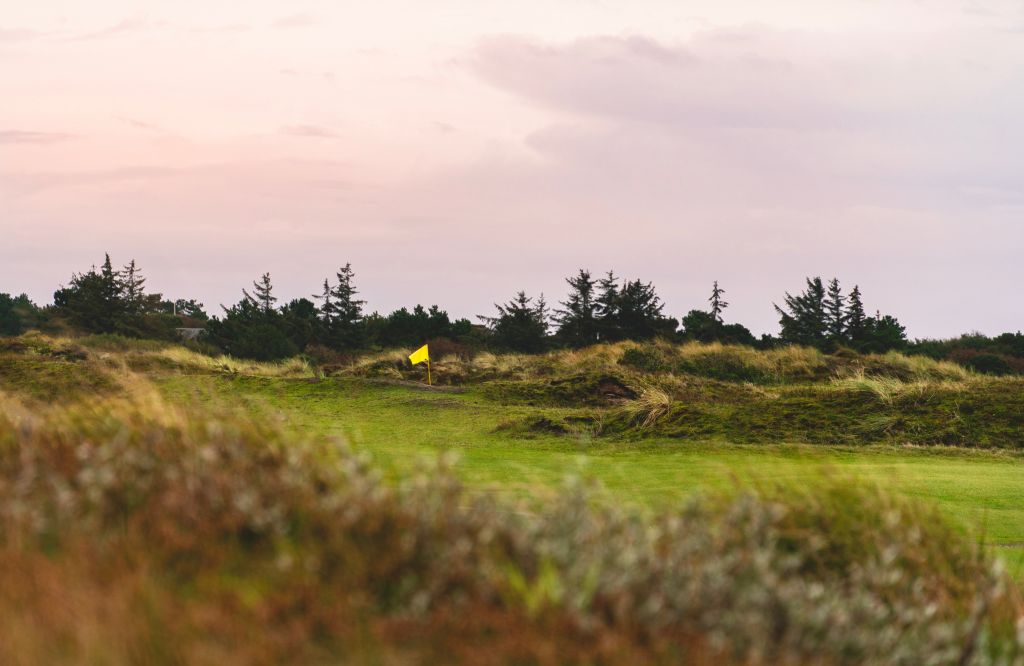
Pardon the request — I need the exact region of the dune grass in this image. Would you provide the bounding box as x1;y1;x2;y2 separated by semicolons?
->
1;379;1021;664
4;334;1024;661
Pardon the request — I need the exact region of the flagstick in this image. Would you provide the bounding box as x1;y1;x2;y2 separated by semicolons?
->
427;358;432;386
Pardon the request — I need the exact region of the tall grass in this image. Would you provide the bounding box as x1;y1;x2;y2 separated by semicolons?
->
151;346;313;377
621;384;674;428
830;369;971;407
347;339;972;389
0;386;1021;664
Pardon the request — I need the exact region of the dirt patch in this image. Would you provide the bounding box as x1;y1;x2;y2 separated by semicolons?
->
596;376;637;402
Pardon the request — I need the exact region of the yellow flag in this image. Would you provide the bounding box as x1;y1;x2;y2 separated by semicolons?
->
409;344;429;366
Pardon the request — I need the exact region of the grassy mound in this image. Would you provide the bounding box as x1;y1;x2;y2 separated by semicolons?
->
603;375;1024;447
348;340;969;386
0;334;118;402
0;386;1021;664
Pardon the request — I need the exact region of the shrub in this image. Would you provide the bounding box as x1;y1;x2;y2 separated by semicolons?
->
303;343;355;367
618;345;667;372
949;349;1024;376
425;336;476;362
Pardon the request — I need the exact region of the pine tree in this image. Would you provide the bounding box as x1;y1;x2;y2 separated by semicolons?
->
774;277;827;348
709;280;728;323
595;271;620;341
327;263;366;349
867;314;907;352
535;293;550;334
617;278;669;340
99;254;125;323
554;269;598;347
173;299;208;320
824;278;846;345
0;293;38;336
243;273;278;314
845;285;868;349
329;264;364;325
314;278;335;323
482;291;548;352
121;259;147;315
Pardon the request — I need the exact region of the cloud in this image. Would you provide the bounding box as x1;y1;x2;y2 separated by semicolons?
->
469;32;1024;202
68;16;159;42
1;165;181;197
0;27;40;43
116;117;164;131
273;14;316;29
0;130;75;144
280;124;340;139
471;33;867;130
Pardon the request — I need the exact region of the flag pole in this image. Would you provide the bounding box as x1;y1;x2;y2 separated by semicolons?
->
427;357;432;386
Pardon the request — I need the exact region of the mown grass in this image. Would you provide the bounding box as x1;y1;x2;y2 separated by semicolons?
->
153;373;1024;549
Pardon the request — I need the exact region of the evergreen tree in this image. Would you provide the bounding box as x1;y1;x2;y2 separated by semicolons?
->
365;304;457;348
207;282;295;361
864;312;908;353
535;293;550;337
280;297;320;351
314;278;334;324
554;269;599;347
0;293;38;336
121;259;147;315
594;271;621;341
482;291;548;353
709;281;728;323
53;254;127;333
824;278;846;345
774;277;828;348
845;285;868;349
243;273;278;315
681;309;756;346
173;299;208;320
99;254;126;325
326;264;365;349
616;278;671;340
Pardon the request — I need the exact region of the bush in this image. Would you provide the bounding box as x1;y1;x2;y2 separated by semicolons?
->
425;336;476;362
949;349;1024;376
618;345;666;372
303;343;355;367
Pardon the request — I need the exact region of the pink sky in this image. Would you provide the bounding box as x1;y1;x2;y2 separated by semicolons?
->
3;0;1023;336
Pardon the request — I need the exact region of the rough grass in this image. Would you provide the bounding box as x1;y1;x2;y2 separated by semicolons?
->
347;339;971;388
603;376;1024;448
0;387;1021;664
0;335;118;402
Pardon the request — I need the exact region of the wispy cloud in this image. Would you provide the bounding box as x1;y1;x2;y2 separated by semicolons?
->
67;16;160;42
0;130;75;144
0;27;40;43
1;165;180;197
280;124;340;139
115;116;168;134
273;13;316;29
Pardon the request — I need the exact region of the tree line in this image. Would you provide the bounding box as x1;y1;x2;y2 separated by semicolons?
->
1;253;1021;373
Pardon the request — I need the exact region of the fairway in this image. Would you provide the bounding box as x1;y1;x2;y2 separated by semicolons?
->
158;374;1024;555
